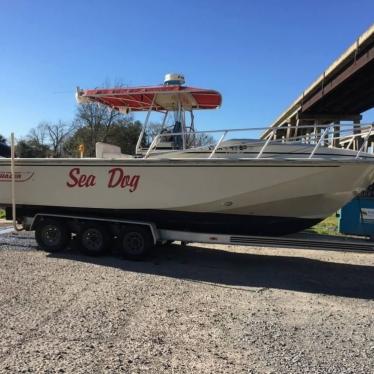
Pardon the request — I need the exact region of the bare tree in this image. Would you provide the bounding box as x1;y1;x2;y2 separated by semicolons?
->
28;123;48;146
45;121;75;157
74;102;132;156
27;121;75;157
144;122;165;145
193;132;215;147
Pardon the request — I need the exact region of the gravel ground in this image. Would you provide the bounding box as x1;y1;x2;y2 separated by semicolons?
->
1;231;374;373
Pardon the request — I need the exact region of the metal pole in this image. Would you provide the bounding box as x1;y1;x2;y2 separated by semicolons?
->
135;94;157;154
309;125;330;159
333;121;340;148
178;97;186;150
209;131;228;159
144;135;161;159
161;110;169;129
11;133;18;233
257;129;275;159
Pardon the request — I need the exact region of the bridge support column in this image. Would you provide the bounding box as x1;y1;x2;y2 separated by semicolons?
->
333;121;340;147
354;119;362;150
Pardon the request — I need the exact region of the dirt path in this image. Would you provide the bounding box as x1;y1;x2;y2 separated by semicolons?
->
1;232;373;373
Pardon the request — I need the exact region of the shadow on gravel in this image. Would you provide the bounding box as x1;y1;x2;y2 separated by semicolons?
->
46;243;374;300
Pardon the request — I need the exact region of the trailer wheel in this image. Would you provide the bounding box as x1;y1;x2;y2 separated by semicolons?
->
120;226;154;260
35;219;69;253
78;224;111;256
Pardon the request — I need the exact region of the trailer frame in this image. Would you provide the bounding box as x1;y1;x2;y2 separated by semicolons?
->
4;212;370;258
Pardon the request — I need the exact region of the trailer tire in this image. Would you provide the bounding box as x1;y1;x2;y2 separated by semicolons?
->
78;223;111;256
35;218;69;253
120;226;154;260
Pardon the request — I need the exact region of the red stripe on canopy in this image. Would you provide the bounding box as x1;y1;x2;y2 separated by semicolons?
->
77;85;222;112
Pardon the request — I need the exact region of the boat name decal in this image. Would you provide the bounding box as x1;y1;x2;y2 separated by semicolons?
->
107;167;140;192
0;171;34;182
66;167;140;192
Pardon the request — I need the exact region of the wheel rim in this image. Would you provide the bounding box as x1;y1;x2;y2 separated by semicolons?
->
123;232;145;255
41;225;62;246
82;228;103;252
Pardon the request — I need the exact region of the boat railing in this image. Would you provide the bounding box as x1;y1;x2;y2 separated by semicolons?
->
143;122;374;159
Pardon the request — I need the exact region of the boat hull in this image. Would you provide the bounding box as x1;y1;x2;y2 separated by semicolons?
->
6;205;321;236
1;158;374;235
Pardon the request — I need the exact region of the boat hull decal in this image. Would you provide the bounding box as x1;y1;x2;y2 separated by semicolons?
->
0;171;34;183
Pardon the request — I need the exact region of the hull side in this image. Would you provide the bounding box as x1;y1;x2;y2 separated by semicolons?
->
6;205;321;236
1;158;374;235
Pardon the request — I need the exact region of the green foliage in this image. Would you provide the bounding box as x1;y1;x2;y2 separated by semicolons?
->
16;139;50;158
14;101;142;157
309;214;340;236
0;135;10;157
62;103;140;157
0;209;5;219
64;120;142;157
104;121;143;155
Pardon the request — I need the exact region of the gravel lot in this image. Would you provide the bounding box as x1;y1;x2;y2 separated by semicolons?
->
1;231;374;373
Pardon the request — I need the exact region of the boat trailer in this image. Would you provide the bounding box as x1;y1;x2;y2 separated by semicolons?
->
2;212;374;257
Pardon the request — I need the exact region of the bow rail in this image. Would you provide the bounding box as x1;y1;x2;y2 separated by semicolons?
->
142;123;374;159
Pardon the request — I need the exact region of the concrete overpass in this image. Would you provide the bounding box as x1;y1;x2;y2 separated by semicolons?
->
262;24;374;147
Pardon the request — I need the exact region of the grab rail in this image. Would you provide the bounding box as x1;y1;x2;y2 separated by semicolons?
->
356;124;373;159
308;126;330;159
208;131;228;159
142;123;374;159
256;129;275;159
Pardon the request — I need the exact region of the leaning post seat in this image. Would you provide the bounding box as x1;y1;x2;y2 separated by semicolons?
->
95;142;133;159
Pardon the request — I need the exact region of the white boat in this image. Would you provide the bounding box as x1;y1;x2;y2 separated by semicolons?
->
1;73;374;236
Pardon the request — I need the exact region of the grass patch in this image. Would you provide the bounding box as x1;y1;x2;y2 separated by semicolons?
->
308;214;340;236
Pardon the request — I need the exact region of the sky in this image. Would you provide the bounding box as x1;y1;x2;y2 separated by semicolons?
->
1;0;374;140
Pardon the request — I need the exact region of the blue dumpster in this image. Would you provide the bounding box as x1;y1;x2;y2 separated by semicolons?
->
339;185;374;238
